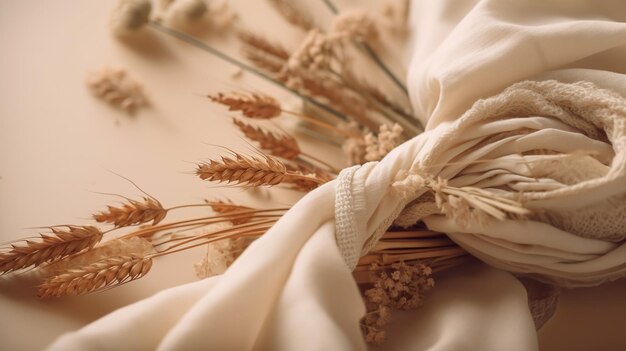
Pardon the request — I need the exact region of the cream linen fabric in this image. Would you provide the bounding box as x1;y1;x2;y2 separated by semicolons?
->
48;0;626;350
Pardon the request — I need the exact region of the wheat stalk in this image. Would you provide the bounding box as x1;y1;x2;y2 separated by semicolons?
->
197;153;287;186
208;92;282;119
232;118;301;160
38;254;152;298
0;226;103;274
238;31;290;61
196;153;325;187
94;196;167;228
208;200;255;225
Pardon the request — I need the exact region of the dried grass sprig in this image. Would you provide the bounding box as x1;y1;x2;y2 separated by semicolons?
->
208;92;282;119
430;179;531;225
94;196;167;228
38;255;152;298
0;226;103;274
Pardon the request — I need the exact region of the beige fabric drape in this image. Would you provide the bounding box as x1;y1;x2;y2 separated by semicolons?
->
48;0;626;350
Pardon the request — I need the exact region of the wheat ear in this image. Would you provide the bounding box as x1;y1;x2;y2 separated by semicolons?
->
94;196;167;228
0;226;103;274
196;153;326;187
232;118;300;160
38;255;152;298
208;92;282;119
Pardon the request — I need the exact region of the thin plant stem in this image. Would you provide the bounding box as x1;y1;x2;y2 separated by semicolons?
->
119;208;287;239
320;0;409;97
298;152;339;173
148;21;348;122
281;109;354;137
155;219;277;254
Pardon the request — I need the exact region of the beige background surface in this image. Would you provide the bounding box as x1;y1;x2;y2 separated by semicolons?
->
0;1;625;350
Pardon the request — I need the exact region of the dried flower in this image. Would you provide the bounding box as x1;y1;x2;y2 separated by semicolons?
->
361;261;434;344
86;67;149;114
287;29;333;72
110;0;152;36
364;123;403;162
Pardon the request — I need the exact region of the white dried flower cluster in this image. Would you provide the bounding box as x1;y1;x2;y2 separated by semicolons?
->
330;10;380;43
287;29;333;72
86;67;149;114
110;0;152;37
364;123;403;161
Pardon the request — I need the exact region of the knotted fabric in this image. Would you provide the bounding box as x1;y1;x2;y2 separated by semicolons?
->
48;0;626;349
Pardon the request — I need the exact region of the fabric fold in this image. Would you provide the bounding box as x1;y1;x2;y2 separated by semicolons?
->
48;0;626;350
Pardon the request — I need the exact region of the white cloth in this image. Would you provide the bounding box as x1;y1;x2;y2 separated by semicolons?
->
49;0;626;350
